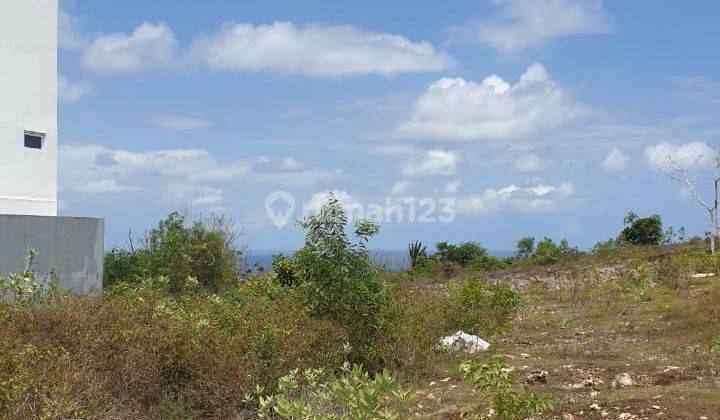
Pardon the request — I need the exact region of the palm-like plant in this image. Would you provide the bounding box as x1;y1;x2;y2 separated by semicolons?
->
408;240;427;269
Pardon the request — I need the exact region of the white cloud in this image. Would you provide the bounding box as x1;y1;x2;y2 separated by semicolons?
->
644;142;715;171
303;190;361;216
190;21;453;77
59;75;92;104
601;147;629;171
456;182;575;216
61;145;340;208
402;150;458;178
151;115;213;131
513;154;547;172
81;22;179;74
458;0;613;53
390;180;413;195
280;157;304;172
396;64;583;142
445;179;462;194
59;8;84;51
366;144;416;157
254;156;308;173
82;179;138;194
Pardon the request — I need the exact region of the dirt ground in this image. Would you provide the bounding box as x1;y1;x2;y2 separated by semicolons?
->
405;267;720;419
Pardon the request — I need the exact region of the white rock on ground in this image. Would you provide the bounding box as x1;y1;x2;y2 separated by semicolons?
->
615;372;635;387
691;273;716;278
438;331;490;353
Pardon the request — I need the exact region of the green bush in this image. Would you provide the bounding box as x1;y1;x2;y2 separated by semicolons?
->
515;236;535;258
590;237;626;255
271;253;300;287
0;274;346;418
460;358;552;419
619;212;663;245
436;241;487;266
256;364;411;419
104;212;243;292
458;278;524;334
533;237;571;265
294;192;388;366
654;254;693;289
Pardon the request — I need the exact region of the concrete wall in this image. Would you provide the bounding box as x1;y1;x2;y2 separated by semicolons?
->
0;0;58;216
0;215;104;293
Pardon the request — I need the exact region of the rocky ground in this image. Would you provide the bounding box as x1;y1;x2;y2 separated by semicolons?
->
405;259;720;419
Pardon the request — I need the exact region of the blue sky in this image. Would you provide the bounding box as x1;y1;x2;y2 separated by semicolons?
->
58;0;720;252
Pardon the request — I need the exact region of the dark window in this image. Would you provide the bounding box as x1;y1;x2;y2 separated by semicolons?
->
24;132;44;149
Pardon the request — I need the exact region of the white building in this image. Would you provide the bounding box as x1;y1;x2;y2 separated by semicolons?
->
0;0;58;216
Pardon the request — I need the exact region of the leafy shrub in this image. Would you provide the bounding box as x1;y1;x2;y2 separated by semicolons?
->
590;237;626;255
654;254;693;289
460;358;552;419
271;253;300;287
515;236;535;258
293;192;388;366
458;279;524;334
0;275;346;418
256;364;411;419
0;249;55;304
416;241;509;274
619;212;663;245
436;241;487;266
533;237;572;265
104;212;243;292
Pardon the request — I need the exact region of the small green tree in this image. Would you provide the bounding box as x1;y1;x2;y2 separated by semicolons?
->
436;241;488;266
294;192;386;365
515;236;535;258
534;237;571;264
619;212;663;245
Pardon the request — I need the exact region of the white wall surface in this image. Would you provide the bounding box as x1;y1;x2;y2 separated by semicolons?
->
0;0;58;216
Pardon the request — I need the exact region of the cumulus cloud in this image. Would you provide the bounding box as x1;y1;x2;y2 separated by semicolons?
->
601;147;630;171
59;7;84;51
190;21;453;77
303;190;361;216
59;75;92;104
390;180;413;195
456;182;575;216
151;115;213;131
402;150;458;177
396;64;583;142
456;0;613;53
445;179;462;194
644;142;715;171
81;22;179;74
61;144;340;209
513;154;547;172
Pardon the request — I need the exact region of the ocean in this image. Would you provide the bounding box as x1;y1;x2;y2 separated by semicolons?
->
245;250;515;272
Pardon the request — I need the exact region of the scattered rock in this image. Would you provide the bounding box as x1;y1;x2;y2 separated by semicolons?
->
692;273;716;278
525;368;548;384
613;372;635;388
618;413;633;420
438;331;490;353
562;414;575;420
590;403;601;412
